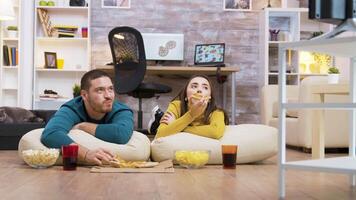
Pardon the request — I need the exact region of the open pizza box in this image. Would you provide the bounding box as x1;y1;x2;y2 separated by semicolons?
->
90;159;174;173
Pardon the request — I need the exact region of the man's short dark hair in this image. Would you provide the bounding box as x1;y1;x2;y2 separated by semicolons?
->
81;69;111;91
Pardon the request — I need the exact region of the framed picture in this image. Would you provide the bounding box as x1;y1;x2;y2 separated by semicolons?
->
102;0;130;9
44;52;57;69
224;0;252;11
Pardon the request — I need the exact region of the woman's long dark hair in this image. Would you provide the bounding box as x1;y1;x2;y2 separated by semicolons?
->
172;75;229;125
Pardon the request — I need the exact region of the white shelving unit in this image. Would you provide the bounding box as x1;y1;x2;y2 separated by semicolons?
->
278;36;356;198
33;0;91;109
0;0;21;107
259;7;332;86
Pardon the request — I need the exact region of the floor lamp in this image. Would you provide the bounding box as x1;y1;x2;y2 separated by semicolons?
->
0;0;15;21
0;0;15;39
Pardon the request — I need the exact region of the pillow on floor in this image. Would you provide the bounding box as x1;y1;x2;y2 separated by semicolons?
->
151;124;278;164
18;128;151;164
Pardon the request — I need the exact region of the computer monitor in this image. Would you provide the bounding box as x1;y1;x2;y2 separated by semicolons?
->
194;43;225;66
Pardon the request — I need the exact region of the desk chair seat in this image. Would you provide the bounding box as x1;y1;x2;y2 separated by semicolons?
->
108;26;172;131
129;82;172;98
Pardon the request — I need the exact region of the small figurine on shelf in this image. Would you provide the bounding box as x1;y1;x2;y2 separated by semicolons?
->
269;29;280;41
328;66;340;84
267;0;272;8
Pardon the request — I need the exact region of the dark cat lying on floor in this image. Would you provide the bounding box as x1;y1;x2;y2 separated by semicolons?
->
0;107;44;123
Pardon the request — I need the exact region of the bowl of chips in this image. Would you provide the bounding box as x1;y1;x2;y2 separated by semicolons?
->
22;149;60;169
174;150;210;169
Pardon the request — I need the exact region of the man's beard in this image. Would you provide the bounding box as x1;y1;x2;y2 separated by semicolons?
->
89;99;113;114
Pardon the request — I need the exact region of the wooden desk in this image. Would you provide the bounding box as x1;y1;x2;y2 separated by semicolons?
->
97;66;240;124
309;84;349;159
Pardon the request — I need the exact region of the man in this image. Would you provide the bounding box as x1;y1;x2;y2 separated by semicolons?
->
41;69;134;165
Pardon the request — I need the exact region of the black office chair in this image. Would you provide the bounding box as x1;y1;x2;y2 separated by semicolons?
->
108;26;172;131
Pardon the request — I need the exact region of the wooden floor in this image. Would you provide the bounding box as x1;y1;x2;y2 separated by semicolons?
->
1;150;356;200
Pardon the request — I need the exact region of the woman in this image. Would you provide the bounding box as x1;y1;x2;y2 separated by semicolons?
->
155;75;229;139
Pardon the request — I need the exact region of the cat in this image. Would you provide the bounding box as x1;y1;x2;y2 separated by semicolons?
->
0;107;44;124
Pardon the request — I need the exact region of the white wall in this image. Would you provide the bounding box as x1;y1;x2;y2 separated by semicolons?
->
19;0;34;109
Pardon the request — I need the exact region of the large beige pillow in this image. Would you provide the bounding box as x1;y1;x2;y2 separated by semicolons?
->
18;129;151;164
151;124;277;164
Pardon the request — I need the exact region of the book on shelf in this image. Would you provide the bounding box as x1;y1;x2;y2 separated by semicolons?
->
8;46;12;66
2;45;9;66
52;30;75;38
11;47;16;66
3;45;18;66
52;25;78;38
16;48;18;65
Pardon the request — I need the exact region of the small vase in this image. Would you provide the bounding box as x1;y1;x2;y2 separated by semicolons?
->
7;30;17;38
328;74;339;84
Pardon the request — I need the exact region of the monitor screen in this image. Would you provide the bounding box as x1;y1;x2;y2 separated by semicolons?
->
194;43;225;65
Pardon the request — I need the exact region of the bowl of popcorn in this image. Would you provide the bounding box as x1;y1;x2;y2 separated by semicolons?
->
174;150;210;169
22;149;60;169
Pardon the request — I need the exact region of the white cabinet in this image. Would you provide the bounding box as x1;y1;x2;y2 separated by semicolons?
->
259;8;332;86
33;1;91;109
278;36;356;198
0;0;21;106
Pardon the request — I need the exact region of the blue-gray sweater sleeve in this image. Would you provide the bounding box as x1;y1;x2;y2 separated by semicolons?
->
95;109;134;144
41;107;81;148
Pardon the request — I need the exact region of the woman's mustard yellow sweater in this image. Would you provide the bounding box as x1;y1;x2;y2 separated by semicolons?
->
156;100;225;139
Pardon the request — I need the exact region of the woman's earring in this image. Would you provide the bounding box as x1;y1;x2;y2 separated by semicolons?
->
184;97;188;101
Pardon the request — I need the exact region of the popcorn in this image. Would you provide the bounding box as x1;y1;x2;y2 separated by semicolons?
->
22;149;59;168
174;150;210;168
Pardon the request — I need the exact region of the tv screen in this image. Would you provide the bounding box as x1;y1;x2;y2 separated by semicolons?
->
194;43;225;65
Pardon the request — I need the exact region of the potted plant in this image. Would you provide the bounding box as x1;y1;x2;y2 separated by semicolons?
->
6;26;18;38
72;84;81;98
328;66;340;84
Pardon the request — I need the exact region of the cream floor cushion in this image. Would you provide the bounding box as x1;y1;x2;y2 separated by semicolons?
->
18;128;151;164
151;124;278;164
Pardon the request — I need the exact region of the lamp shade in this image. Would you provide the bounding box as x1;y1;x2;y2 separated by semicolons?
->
0;0;15;21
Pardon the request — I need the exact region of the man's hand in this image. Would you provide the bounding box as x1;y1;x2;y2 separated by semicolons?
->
84;148;114;165
160;111;175;125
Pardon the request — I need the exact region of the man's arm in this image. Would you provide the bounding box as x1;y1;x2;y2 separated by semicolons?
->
94;109;134;144
73;122;97;135
41;107;81;148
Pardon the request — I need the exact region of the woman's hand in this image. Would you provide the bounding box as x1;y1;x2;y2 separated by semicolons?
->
160;111;176;125
188;96;208;118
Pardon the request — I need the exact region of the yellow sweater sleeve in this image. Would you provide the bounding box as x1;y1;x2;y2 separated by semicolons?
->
183;110;226;139
155;101;195;138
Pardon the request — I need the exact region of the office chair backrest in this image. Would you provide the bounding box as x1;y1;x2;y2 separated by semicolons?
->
108;26;146;94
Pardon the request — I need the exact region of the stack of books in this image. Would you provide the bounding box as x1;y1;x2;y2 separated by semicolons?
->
2;45;18;66
52;25;78;38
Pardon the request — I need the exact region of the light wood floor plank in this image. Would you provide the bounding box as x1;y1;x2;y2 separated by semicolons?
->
1;150;356;199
